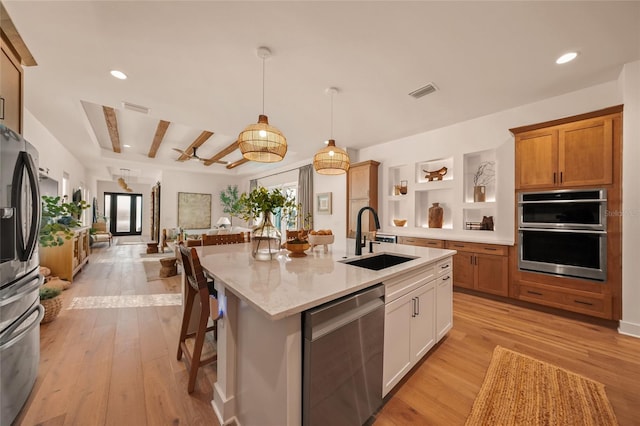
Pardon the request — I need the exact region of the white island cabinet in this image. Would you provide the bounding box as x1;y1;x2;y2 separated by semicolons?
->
195;241;455;426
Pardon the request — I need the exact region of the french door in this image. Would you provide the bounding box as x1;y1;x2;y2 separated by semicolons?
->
104;192;142;236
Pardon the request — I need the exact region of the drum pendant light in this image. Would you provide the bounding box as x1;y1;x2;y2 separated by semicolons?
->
313;87;350;175
238;47;287;163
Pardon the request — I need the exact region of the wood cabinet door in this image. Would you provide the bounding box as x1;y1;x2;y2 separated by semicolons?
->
558;117;613;187
348;164;371;199
475;253;509;296
0;43;23;133
410;282;436;361
451;252;474;289
382;292;413;396
515;130;558;189
348;198;372;238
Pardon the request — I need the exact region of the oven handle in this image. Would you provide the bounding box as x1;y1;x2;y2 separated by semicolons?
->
519;228;606;235
518;199;607;204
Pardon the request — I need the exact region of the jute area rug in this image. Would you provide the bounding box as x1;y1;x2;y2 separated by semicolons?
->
465;346;618;426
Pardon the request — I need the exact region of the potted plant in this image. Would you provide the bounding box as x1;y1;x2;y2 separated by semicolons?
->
219;185;242;227
238;186;296;260
39;195;90;247
472;161;495;202
39;286;62;323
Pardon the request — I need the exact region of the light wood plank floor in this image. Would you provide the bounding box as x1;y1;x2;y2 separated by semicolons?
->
15;243;640;425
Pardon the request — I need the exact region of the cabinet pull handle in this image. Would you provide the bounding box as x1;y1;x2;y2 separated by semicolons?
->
574;300;594;306
453;244;464;248
560;171;563;183
440;264;449;269
412;298;417;317
470;256;473;265
416;296;420;316
484;248;497;251
443;276;451;281
527;290;543;296
553;172;556;183
0;97;4;120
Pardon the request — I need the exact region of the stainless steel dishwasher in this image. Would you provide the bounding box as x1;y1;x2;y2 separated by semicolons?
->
303;284;385;426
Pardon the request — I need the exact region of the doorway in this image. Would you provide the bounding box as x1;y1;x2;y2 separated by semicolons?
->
105;192;142;236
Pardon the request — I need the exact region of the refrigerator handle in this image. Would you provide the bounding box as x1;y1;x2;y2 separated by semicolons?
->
0;304;44;348
11;151;41;262
0;274;43;307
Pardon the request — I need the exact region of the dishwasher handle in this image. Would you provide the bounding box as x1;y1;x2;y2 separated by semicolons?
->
304;284;384;341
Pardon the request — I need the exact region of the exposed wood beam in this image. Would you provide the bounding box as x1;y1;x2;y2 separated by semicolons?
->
177;130;214;161
103;106;121;153
148;120;171;158
203;140;239;166
0;4;37;66
226;158;250;169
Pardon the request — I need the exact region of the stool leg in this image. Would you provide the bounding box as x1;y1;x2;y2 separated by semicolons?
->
187;288;212;393
177;285;196;361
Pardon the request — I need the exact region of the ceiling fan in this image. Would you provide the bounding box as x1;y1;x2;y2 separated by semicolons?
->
172;146;228;165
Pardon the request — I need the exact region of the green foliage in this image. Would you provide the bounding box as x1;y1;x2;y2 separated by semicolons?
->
40;196;90;247
219;185;242;225
238;186;296;221
39;286;61;300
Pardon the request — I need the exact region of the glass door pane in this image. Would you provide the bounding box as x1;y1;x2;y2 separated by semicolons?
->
116;195;131;233
135;195;142;232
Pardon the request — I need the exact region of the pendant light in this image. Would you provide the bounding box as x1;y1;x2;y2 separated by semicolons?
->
238;46;287;163
313;87;350;175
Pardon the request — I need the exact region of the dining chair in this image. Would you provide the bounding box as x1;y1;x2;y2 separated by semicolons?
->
202;232;246;246
177;243;221;393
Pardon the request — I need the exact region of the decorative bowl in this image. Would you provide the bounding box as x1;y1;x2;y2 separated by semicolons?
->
307;234;335;246
285;242;310;257
393;219;407;227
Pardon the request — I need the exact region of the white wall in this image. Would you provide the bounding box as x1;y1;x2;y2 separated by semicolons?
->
96;180;153;238
619;61;640;337
160;170;247;233
23;109;91;225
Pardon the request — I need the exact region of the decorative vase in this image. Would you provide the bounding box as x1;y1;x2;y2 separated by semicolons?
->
251;214;282;261
473;186;486;202
428;203;443;228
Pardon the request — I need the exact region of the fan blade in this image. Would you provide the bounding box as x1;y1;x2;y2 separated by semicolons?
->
173;147;192;161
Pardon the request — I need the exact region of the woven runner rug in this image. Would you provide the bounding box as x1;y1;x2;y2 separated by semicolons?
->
465;346;618;426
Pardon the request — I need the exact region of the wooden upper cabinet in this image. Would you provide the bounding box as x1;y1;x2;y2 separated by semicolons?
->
558;117;613;187
512;106;620;190
346;160;379;238
0;34;23;133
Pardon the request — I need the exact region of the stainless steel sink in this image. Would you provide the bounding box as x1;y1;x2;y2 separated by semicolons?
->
341;253;417;271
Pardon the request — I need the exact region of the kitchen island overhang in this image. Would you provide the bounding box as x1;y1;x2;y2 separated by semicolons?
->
195;240;455;426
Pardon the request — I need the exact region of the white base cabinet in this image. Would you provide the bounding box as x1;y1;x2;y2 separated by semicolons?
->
382;256;452;397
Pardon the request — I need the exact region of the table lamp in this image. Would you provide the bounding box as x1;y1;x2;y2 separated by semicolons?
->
217;217;231;229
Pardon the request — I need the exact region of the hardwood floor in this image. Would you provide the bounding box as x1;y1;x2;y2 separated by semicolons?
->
15;243;640;425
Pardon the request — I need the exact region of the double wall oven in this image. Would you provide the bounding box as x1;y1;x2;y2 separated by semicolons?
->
518;189;607;281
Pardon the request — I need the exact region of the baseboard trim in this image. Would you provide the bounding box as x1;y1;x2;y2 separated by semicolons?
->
618;320;640;338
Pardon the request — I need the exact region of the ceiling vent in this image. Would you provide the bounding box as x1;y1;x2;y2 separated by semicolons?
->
408;82;438;99
122;101;150;114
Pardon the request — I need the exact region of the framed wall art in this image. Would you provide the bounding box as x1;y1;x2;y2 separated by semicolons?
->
316;192;332;215
178;192;211;229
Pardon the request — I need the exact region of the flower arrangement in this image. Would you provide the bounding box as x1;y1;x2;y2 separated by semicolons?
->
238;186;296;221
40;195;90;247
472;161;496;187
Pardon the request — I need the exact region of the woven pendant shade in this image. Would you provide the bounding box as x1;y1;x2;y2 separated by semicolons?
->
313;139;350;175
238;114;287;162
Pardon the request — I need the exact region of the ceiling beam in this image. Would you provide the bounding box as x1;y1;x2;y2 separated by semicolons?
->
177;130;214;161
103;106;121;153
203;140;239;166
0;3;37;66
148;120;171;158
226;158;249;169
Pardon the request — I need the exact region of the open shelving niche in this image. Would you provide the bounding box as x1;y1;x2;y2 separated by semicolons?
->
387;164;412;228
415;188;454;229
462;149;497;231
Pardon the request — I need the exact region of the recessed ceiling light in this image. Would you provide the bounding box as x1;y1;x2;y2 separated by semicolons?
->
556;52;578;65
123;144;131;148
110;70;127;80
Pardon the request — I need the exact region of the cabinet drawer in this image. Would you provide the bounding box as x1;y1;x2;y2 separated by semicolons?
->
399;236;444;248
436;257;452;276
517;283;609;317
445;240;507;256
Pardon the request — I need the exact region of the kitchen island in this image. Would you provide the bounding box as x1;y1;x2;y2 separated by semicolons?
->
195;240;455;426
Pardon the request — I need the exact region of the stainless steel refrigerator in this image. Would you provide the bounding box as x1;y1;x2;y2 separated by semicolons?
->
0;124;44;425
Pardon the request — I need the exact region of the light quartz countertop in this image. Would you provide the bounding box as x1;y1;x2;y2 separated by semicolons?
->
195;239;455;321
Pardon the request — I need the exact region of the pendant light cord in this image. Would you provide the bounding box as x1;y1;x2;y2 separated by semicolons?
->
330;90;334;139
262;55;266;115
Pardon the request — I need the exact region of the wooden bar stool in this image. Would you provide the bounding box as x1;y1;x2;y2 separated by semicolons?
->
177;244;221;393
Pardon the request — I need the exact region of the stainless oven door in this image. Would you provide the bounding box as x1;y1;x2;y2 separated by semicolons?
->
518;189;607;231
518;228;607;281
